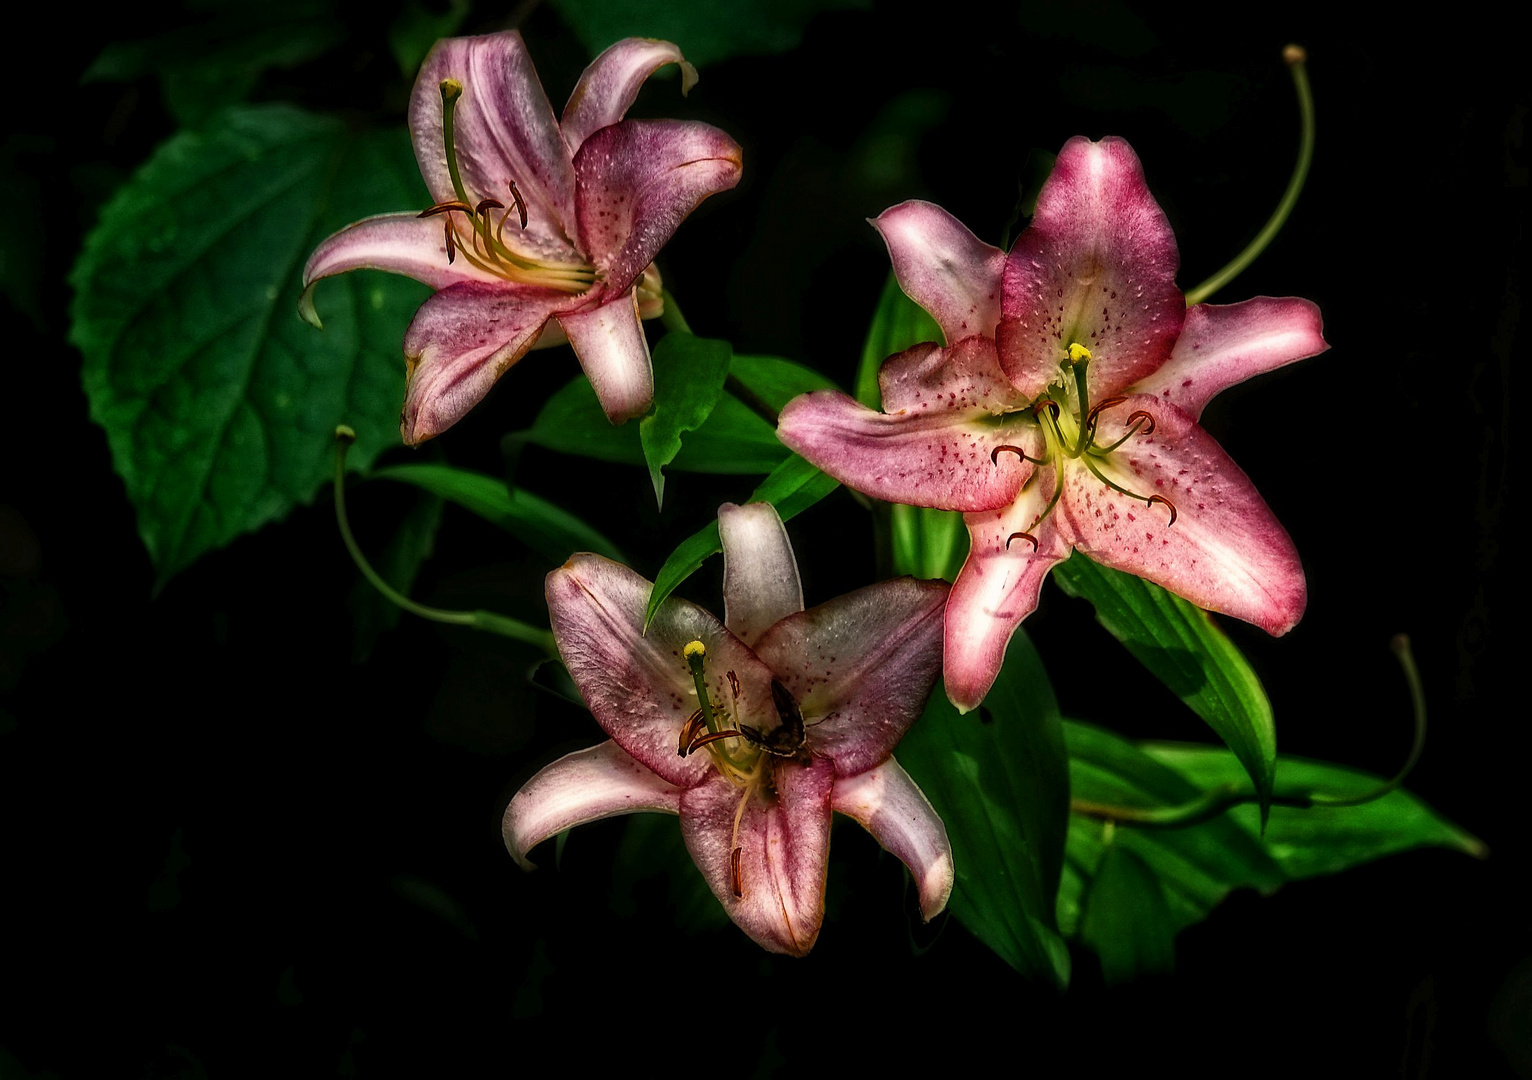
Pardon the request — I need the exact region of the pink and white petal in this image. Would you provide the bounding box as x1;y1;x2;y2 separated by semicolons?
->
946;490;1071;712
411;32;578;251
556;288;653;423
1055;396;1306;635
546;554;778;787
299;212;500;328
776;390;1038;513
754;579;948;778
873;201;1005;346
503;740;682;870
680;760;834;956
999;136;1184;400
561;38;697;155
878;337;1027;416
719;502;804;648
572;118;742;294
1128;297;1329;420
831;756;953;922
400;281;566;444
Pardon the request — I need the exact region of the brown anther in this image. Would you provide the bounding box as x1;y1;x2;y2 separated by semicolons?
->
687;729;746;753
730;847;744;898
1085;396;1128;427
475;198;504;217
1033;399;1060;420
1005;531;1039;551
507;180;528;229
1148;494;1178;525
991;444;1031;466
442;218;456;264
726;670;741;700
1126;410;1156;435
677;709;706;756
417;200;475;219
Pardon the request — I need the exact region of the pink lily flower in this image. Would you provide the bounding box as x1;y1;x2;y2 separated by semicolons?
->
778;137;1328;711
300;33;742;444
504;503;953;956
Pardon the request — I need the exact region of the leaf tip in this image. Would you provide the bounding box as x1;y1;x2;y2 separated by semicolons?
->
297;283;324;330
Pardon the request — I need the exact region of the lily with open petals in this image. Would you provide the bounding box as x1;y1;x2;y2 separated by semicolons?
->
504;503;953;955
779;137;1327;711
301;33;742;443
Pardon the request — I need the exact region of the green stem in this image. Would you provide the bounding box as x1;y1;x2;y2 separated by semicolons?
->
1184;46;1315;307
332;427;557;656
660;289;693;335
440;80;471;209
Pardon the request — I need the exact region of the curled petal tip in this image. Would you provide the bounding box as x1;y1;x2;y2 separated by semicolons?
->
297;283;323;330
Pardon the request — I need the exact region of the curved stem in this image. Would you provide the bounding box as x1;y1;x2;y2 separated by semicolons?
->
660;288;693;335
332;427;558;656
1184;46;1315;307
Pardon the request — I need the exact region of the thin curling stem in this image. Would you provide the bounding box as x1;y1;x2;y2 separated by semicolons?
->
1308;634;1426;807
1184;45;1315;307
332;427;557;656
659;288;692;334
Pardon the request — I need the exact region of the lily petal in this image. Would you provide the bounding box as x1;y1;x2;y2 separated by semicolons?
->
680;759;834;956
776;388;1037;513
1057;396;1306;635
572;118;742;295
556;288;654;423
873;201;1005;346
411;32;578;250
719;502;804;648
999;136;1183;400
878;336;1026;416
299;212;499;328
946;489;1071;712
561;38;698;155
754;579;948;777
1129;297;1329;420
831;756;954;922
400;281;566;444
546;554;777;787
503;740;682;870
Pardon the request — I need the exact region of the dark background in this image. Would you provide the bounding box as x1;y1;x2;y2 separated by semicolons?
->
4;0;1524;1075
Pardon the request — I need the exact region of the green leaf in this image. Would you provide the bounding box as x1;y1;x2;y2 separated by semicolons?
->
1140;742;1488;879
1078;845;1176;984
890;504;968;582
855;271;943;408
640;332;732;506
643;455;838;629
388;0;470;78
898;633;1072;987
1059;720;1285;938
371;463;624;564
349;488;443;662
548;0;871;68
727;353;839;412
73;106;428;588
1052;554;1278;822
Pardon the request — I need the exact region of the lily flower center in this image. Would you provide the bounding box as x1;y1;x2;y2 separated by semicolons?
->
991;342;1175;550
419;79;598;294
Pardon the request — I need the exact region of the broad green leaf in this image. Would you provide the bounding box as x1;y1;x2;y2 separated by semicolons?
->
73;106;427;587
1059;720;1285;938
640;332;732;506
899;633;1072;988
349;488;443;662
855;271;943;408
643;455;838;629
1052;554;1278;821
371;464;624;564
388;0;470;78
1140;742;1488;880
1078;845;1175;984
890;504;968;582
549;0;871;68
727;353;839;411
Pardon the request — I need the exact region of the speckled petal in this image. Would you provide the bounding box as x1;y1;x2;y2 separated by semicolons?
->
776;388;1038;513
1056;395;1306;635
680;759;834;956
400;281;568;444
572;118;742;295
831;756;953;921
878;336;1027;416
999;136;1184;401
546;554;777;787
753;579;948;778
556;287;654;423
298;212;500;328
873;201;1006;346
561;38;698;154
946;488;1071;712
719;502;803;648
411;32;579;255
1128;297;1329;420
503;740;681;869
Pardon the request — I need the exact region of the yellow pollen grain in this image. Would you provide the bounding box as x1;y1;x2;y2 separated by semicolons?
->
683;640;706;658
1068;342;1093;363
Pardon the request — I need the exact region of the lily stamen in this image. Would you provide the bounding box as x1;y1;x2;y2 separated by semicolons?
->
1091;409;1157;454
677;708;706;756
507;180;528;229
991;444;1046;467
1006;531;1039;551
